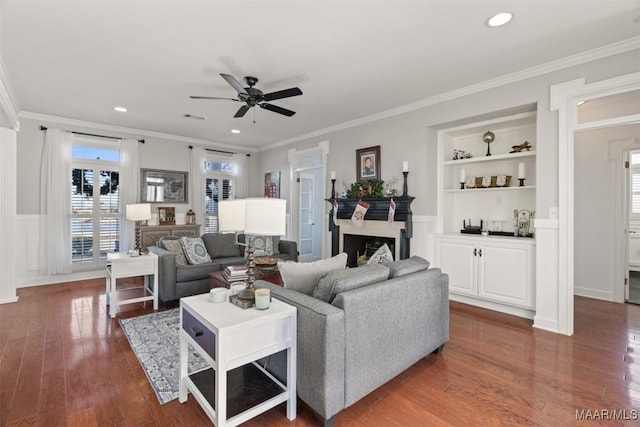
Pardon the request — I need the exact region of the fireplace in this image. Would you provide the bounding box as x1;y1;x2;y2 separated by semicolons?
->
343;234;396;267
327;196;414;267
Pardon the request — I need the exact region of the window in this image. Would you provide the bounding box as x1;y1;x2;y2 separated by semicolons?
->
204;159;235;233
630;151;640;218
71;138;120;267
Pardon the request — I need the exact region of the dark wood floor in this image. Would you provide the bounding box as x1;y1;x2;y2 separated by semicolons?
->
1;279;638;427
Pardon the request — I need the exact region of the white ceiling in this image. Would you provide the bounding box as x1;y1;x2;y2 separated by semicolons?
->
1;1;639;150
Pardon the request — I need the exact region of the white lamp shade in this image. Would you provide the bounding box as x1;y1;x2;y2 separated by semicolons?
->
244;198;286;236
218;199;246;232
126;203;151;221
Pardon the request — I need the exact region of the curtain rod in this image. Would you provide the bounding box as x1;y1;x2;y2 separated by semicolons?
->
188;145;250;157
39;126;145;143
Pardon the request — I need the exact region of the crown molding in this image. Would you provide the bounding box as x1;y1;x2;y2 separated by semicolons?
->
263;36;640;151
18;111;259;153
0;55;20;130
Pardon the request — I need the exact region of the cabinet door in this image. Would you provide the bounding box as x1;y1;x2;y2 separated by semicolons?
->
436;239;477;296
477;241;534;308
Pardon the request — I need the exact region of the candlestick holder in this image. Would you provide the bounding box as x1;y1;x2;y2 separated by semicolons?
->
518;178;525;187
460;182;465;190
331;178;336;199
402;171;409;196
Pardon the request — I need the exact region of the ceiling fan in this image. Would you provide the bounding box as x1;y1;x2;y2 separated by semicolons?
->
190;73;303;118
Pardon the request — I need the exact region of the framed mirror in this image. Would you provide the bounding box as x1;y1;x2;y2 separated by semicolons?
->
140;168;188;203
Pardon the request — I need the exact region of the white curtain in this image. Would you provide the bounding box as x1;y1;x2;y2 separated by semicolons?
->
40;128;72;275
119;138;140;252
191;147;207;234
233;152;248;198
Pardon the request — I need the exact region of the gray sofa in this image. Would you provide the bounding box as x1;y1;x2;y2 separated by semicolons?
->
148;233;298;304
255;256;449;426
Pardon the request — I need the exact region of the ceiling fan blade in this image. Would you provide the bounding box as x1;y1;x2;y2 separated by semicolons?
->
234;105;250;118
190;96;240;101
263;87;303;102
221;73;248;95
260;103;296;117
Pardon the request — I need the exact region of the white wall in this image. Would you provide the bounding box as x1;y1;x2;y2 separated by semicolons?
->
574;124;640;300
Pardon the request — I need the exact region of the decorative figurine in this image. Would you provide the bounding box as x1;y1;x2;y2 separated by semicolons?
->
483;131;495;156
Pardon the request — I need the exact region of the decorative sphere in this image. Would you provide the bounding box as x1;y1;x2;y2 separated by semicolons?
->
482;131;495;143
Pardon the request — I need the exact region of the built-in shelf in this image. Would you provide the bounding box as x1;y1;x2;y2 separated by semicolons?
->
445;185;536;193
443;151;536;166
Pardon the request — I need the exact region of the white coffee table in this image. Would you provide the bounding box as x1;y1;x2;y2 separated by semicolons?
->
179;293;297;426
105;252;158;318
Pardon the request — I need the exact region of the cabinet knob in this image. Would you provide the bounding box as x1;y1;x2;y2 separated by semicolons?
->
473;248;477;256
479;249;483;257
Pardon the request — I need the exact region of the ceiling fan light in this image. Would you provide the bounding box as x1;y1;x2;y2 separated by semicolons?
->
486;12;513;28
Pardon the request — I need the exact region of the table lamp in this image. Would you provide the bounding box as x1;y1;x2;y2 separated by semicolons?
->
219;198;286;304
126;203;151;254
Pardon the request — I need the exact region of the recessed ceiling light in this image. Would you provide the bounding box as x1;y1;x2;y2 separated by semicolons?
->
231;129;240;134
114;106;127;112
577;100;587;106
486;12;513;28
184;114;207;120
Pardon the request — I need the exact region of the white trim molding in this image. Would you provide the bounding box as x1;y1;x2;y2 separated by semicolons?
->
0;127;18;304
550;71;640;336
265;36;640;150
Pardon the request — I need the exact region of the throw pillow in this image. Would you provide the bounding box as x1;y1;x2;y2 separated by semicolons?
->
161;238;189;266
278;253;348;295
367;243;394;265
180;236;213;265
202;233;241;259
245;235;268;257
313;264;390;303
385;256;430;278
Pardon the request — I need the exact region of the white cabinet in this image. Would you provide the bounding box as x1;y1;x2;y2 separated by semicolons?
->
434;235;535;311
436;108;537;318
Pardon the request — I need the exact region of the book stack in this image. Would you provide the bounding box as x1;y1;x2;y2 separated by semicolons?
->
223;265;248;282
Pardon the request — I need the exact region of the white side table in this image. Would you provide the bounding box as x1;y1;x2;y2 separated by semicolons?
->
105;252;158;318
179;293;297;427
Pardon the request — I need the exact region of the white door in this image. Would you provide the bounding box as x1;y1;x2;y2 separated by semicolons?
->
298;172;317;262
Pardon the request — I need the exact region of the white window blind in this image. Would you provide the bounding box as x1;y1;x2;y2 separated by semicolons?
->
205;175;234;233
71;139;120;267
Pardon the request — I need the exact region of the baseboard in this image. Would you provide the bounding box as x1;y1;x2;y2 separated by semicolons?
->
449;293;535;320
573;287;614;302
17;269;105;288
533;315;559;333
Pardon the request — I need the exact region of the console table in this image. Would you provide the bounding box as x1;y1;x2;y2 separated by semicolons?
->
179;293;297;426
139;224;200;248
105;252;158;318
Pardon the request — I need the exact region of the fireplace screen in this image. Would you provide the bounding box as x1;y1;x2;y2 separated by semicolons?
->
343;234;395;267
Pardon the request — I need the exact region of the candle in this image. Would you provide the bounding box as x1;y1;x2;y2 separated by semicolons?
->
330;171;336;180
518;162;525;179
460;168;466;183
402;161;409;172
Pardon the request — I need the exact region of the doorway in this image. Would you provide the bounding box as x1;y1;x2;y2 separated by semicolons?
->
627;150;640;303
288;142;329;263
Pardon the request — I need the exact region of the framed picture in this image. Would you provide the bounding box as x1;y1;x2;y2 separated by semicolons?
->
157;206;176;225
140;168;188;203
356;145;381;182
264;171;280;198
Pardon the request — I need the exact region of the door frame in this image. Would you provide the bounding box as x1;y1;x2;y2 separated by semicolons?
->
551;71;640;335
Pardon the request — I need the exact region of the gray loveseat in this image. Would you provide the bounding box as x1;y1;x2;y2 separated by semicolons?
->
255;256;449;426
148;233;297;304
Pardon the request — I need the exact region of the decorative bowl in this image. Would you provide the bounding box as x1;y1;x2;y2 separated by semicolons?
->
254;256;279;270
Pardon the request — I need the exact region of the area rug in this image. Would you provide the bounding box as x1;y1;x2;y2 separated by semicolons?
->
119;308;208;404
